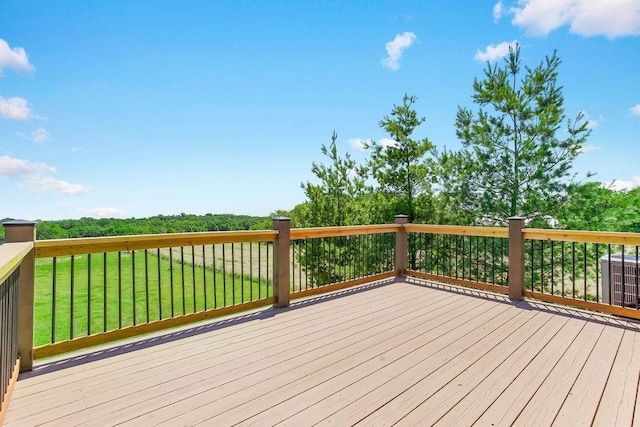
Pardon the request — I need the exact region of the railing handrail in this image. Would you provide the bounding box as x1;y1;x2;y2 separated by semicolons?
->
0;242;33;284
404;224;508;237
290;224;400;240
34;230;278;258
523;228;640;245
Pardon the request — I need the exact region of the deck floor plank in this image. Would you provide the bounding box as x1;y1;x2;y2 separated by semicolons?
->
86;285;466;426
9;281;428;426
502;317;607;427
552;318;627;426
146;290;499;426
435;310;590;427
231;303;520;426
470;308;588;426
593;324;640;427
9;281;420;419
5;279;640;427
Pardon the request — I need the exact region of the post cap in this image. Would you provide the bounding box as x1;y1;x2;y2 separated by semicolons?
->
272;217;291;221
2;219;37;227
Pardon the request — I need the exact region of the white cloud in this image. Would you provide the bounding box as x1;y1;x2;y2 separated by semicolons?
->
0;155;88;195
87;207;125;218
578;144;598;153
509;0;640;39
17;127;49;143
382;32;417;71
0;39;34;75
493;1;505;22
603;177;640;191
0;96;32;120
474;40;518;63
631;104;640;116
348;138;371;150
580;110;601;129
379;138;399;149
349;137;398;150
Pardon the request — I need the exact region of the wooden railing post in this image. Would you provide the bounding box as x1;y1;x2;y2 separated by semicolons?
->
272;217;290;308
508;217;525;301
3;220;36;372
395;215;408;276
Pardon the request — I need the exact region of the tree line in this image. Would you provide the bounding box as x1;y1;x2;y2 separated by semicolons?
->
277;46;638;234
0;213;267;244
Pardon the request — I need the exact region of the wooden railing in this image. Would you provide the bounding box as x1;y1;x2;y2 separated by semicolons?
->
5;219;401;362
2;215;640;380
0;221;35;425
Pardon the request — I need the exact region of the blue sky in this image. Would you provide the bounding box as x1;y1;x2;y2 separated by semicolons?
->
1;0;639;220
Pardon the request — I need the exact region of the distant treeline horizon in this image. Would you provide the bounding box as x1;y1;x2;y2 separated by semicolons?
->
0;213;269;244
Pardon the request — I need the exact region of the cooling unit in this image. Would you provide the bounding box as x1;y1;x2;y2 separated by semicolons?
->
601;254;640;307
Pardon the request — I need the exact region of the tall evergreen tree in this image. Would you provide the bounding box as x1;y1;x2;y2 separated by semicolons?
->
367;94;434;222
449;45;590;225
301;131;367;227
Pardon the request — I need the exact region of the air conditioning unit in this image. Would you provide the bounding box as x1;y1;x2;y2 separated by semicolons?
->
601;254;640;306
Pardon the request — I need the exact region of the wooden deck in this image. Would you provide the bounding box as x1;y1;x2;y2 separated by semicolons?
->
6;277;640;426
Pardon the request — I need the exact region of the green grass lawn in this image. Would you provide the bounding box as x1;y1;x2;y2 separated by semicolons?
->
34;249;271;346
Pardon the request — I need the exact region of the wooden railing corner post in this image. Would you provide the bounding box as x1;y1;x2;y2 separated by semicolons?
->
395;215;409;276
508;217;525;301
272;217;291;308
3;220;37;372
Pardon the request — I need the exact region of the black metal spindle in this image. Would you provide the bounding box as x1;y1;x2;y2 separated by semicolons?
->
530;240;535;291
222;244;227;306
132;250;136;326
572;242;576;299
118;251;122;329
551;242;555;295
213;245;218;308
157;248;162;320
202;245;207;310
70;255;75;339
192;246;196;312
583;243;587;301
52;257;57;342
241;242;245;303
622;245;626;307
181;247;186;315
608;244;612;304
232;243;236;304
595;244;599;303
87;253;92;335
249;242;253;300
103;253;107;332
145;249;150;323
169;248;174;318
561;242;565;297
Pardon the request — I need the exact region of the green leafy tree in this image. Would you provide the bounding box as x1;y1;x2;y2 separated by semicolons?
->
301;131;367;227
367;94;435;223
558;182;640;232
449;45;591;225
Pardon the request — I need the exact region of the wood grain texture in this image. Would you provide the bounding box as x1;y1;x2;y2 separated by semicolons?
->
289;224;400;240
34;230;278;258
523;228;640;245
404;224;509;237
0;242;32;284
6;278;640;427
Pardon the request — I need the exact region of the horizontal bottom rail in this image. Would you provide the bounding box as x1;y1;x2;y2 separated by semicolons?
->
33;298;276;359
524;290;640;321
290;271;398;300
406;270;509;296
0;358;20;425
